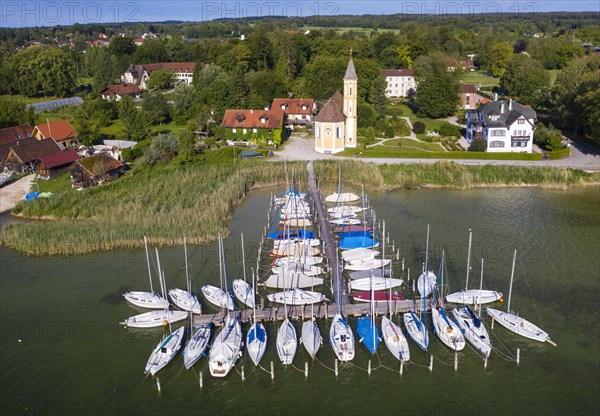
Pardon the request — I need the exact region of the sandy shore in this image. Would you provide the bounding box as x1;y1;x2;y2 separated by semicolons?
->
0;174;35;214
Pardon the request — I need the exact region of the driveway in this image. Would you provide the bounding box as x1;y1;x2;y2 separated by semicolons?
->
273;136;600;171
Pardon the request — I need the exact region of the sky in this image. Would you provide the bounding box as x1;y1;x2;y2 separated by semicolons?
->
1;1;598;28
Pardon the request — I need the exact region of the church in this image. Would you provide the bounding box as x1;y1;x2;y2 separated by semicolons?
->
314;56;358;154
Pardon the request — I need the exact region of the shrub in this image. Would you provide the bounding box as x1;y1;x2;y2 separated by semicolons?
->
438;122;461;139
413;121;426;134
385;125;395;138
469;138;488;152
385;106;404;117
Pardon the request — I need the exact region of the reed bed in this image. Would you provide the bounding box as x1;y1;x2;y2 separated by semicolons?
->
2;159;598;256
1;161;306;256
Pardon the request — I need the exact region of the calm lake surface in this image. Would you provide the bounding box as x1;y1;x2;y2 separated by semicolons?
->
1;186;599;416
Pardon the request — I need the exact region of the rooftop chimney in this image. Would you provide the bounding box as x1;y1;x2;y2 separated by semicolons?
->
509;99;513;111
500;102;505;113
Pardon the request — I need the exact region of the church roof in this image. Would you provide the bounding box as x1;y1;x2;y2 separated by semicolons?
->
344;57;357;80
314;91;346;123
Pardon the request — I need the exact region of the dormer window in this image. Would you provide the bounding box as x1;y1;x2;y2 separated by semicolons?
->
236;115;246;123
260;115;268;124
518;117;525;124
280;104;286;110
301;104;307;111
16;134;21;140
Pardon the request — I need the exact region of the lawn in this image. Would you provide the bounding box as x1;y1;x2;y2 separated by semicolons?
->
31;172;74;194
98;119;187;140
414;118;447;141
462;71;500;93
382;139;445;152
1;94;60;105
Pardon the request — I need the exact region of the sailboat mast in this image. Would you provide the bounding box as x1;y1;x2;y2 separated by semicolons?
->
507;249;517;313
425;223;430;272
370;269;375;351
184;236;190;293
465;229;472;292
144;236;153;293
218;234;224;296
155;248;164;298
478;258;484;313
252;268;257;326
241;233;247;283
162;270;172;333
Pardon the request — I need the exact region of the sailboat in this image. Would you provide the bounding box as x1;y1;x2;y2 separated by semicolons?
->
208;315;243;377
144;270;186;376
445;230;503;305
123;253;188;328
403;276;429;351
232;233;255;308
356;272;381;354
487;249;556;345
350;276;403;291
168;237;201;314
272;263;323;276
417;224;437;297
345;257;391;271
276;273;298;365
202;235;235;311
123;236;169;309
268;287;327;305
376;220;410;362
329;261;355;361
430;253;465;351
246;268;267;366
183;322;212;369
452;258;492;357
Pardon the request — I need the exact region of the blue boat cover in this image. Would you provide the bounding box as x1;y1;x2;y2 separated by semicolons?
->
337;230;373;238
248;324;266;344
25;192;40;201
339;236;379;250
356;316;380;354
465;306;481;328
267;229;314;240
439;308;453;327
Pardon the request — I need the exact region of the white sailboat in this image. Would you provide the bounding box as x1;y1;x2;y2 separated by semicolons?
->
330;217;361;226
202;235;235;311
268;287;327;305
341;248;379;262
273;238;321;249
183;323;212;369
445;229;503;305
168;237;201;314
276;277;297;365
301;319;322;359
487;249;556;345
232;233;255;308
329;261;355;361
345;257;391;271
417;224;437;297
144;326;185;376
325;192;361;203
350;268;390;280
208;315;243;377
350;277;403;291
123;236;169;309
272;263;323;276
452;258;492;357
246;268;267;366
404;260;429;351
431;253;465;351
263;273;324;289
274;256;323;267
378;220;410;362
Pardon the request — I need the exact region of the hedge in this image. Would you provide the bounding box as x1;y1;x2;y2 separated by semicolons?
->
549;147;571;160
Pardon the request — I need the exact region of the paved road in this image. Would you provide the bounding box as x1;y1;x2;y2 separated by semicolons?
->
0;174;34;214
274;135;600;171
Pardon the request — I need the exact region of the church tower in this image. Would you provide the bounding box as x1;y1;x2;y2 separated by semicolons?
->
343;54;358;148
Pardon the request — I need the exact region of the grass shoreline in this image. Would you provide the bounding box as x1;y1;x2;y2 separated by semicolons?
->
1;160;598;256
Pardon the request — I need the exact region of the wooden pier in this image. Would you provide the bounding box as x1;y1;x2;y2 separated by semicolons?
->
192;299;427;327
306;161;350;311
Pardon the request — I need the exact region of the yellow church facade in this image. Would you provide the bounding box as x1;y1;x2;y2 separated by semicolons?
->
314;57;358;154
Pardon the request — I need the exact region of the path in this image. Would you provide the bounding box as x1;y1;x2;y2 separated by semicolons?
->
0;175;34;214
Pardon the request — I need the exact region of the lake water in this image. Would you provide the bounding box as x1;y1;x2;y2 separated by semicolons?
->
1;186;599;416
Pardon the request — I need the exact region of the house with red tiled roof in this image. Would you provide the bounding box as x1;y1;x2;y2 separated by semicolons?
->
271;98;316;129
0;124;33;145
121;62;196;89
221;109;285;146
35;149;80;179
32;120;78;150
380;68;417;98
101;83;141;101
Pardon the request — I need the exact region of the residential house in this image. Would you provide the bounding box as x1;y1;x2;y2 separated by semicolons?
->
380;69;417;98
459;84;486;110
271;98;316;129
221;109;285;145
101;83;141;101
133;38;145;46
70;153;125;189
447;58;477;72
121;62;196;90
0;124;33;145
32;120;78;150
35;150;80;179
2;138;62;173
466;99;537;153
314;57;357;154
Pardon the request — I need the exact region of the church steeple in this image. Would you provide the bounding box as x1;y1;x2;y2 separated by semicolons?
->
344;51;357;80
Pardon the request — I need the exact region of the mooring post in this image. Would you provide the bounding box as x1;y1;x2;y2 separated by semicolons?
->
335;359;339;377
304;362;309;379
491;318;495;329
392;241;395;252
429;355;434;372
516;348;520;365
241;367;245;382
400;360;404;376
484;356;488;370
270;361;275;380
454;352;458;371
199;371;203;389
368;359;372;375
401;258;404;270
156;377;161;393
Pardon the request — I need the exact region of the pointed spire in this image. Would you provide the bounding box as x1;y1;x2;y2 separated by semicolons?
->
344;53;357;81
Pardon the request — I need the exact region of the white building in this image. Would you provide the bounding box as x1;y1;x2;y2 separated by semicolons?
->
380;68;417;98
466;99;537;153
121;62;196;90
